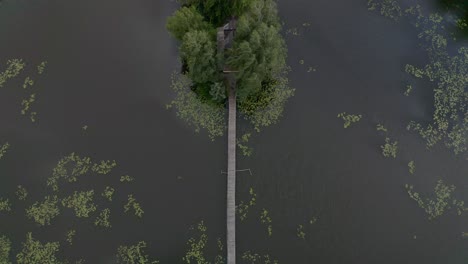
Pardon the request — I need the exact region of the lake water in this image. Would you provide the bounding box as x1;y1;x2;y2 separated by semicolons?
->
0;0;467;263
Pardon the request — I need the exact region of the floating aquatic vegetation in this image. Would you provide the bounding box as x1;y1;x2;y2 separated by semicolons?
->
20;94;35;115
309;217;318;224
94;208;111;228
16;233;61;264
120;175;134;183
0;198;11;212
462;232;468;238
29;112;36;123
237;133;253;157
22;77;33;89
47;153;116;191
307;66;317;73
286;27;300;36
299;59;304;65
167;73;226;141
102;186;115;201
183;221;209;264
367;0;402;20
116;241;159;264
260;209;273;237
0;235;11;264
61;190;97;218
26;196;60;226
405;179;468;220
66;230;76;245
124;195;144;218
16;185;28;200
376;124;388;132
241;251;279;264
37;61;47;75
404;84;413;96
381;137;398;158
337;112;362;128
302;22;311;27
214;238;224;264
0;59;25;88
91;160;117;175
0;142;9;160
237;187;256;221
408;161;416;174
296;225;306;240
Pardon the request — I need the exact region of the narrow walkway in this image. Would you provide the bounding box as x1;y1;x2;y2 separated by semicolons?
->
217;19;237;264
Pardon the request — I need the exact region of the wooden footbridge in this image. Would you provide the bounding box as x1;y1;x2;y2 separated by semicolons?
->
218;19;237;264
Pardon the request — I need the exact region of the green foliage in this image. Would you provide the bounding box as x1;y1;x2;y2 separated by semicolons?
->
381;137;398;158
120;175;134;183
405;180;468;220
124;195;144;218
241;251;278;264
117;241;159;264
47;153;117;191
61;190;97;218
37;61;47;75
26;196;60;226
91;160;117;174
0;198;11;212
102;186;115;201
66;230;76;245
167;73;226;140
337;112;362;128
183;221;209;264
376;123;388;132
367;0;402;20
16;185;28;201
0;142;9;160
404;84;413;96
166;6;213;41
0;59;25;88
237;187;257;221
260;209;272;237
0;235;11;264
237;133;253;157
22;77;34;89
16;233;61;264
408;161;416;174
296;225;305;240
95;208;111;228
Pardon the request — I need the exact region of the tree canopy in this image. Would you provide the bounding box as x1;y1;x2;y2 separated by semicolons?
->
166;0;294;137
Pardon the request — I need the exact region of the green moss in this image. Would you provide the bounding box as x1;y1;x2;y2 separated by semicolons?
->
117;241;159;264
94;208;111;228
381;137;398;158
26;196;59;226
61;190;97;218
16;233;61;264
16;185;28;201
102;186;115;201
124;195;144;218
337;112;362;128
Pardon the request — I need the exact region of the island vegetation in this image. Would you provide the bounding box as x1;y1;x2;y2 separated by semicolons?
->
166;0;294;139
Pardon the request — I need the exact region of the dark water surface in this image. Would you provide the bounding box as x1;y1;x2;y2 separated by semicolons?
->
1;0;467;263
